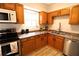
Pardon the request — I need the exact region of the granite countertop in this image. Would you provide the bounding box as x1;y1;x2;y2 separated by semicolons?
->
18;31;79;40
18;31;47;39
48;31;79;40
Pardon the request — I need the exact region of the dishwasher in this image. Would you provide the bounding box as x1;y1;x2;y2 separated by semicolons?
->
63;38;79;56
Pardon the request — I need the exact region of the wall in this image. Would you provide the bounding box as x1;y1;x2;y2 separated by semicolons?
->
48;3;79;33
0;3;47;32
22;3;48;12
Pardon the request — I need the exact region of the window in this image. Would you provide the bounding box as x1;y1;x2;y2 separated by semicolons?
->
24;9;39;30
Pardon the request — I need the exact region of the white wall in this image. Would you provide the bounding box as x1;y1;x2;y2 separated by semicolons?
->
22;3;48;12
48;3;79;33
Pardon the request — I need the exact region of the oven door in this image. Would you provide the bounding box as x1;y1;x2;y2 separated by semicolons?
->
0;41;18;56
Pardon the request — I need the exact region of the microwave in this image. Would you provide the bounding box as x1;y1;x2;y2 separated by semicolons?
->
0;9;16;23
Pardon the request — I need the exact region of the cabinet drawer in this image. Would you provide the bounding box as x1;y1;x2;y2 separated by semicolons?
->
21;39;35;47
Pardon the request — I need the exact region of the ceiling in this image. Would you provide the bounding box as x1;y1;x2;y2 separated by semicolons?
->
41;3;55;6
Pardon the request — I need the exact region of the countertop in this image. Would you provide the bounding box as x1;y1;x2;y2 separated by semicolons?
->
18;31;47;39
18;31;79;40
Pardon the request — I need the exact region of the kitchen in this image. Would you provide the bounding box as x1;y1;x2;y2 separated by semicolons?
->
0;3;79;56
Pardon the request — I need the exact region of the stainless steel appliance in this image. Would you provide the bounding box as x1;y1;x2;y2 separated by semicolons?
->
0;41;19;56
0;29;19;56
63;38;79;56
0;9;16;23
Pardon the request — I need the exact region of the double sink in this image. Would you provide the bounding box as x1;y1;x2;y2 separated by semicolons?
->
50;30;79;40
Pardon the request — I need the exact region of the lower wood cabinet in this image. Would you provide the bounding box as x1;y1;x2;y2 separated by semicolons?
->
20;34;47;56
20;33;64;55
54;35;64;51
48;34;64;51
48;34;55;47
35;35;42;50
21;37;35;56
41;34;48;47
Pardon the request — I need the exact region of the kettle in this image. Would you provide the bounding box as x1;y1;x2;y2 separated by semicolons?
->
21;29;25;34
25;29;29;33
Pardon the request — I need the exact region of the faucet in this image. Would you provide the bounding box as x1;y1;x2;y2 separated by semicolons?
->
57;22;61;34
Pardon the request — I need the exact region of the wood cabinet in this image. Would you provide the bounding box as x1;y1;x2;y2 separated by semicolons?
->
48;34;55;47
60;8;70;16
15;4;24;24
51;10;60;17
0;3;24;24
0;3;16;10
20;33;47;55
48;34;64;51
54;35;64;51
69;5;79;25
0;4;4;8
3;3;16;10
35;35;42;50
47;13;54;25
21;37;35;55
41;34;48;47
39;11;47;25
35;34;47;50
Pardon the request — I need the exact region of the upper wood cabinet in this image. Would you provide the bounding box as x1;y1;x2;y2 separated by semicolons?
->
39;11;47;25
0;4;4;8
0;3;16;10
69;5;79;25
15;4;24;24
60;8;70;16
47;12;54;25
51;10;61;17
3;3;16;10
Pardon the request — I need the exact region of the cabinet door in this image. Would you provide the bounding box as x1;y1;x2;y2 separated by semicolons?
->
35;35;42;50
51;10;60;17
47;13;54;25
21;37;35;55
0;3;4;8
39;11;47;25
69;5;79;25
60;8;70;16
54;36;64;51
48;34;55;47
41;34;48;47
15;4;24;24
3;3;16;10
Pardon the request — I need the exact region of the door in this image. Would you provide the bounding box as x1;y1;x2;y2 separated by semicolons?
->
69;5;79;25
15;4;24;24
39;11;47;25
48;34;55;47
21;37;35;55
63;39;79;56
54;36;64;51
41;34;48;47
35;35;42;50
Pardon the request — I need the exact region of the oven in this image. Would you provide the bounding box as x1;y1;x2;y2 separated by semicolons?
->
0;41;19;56
0;29;19;56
